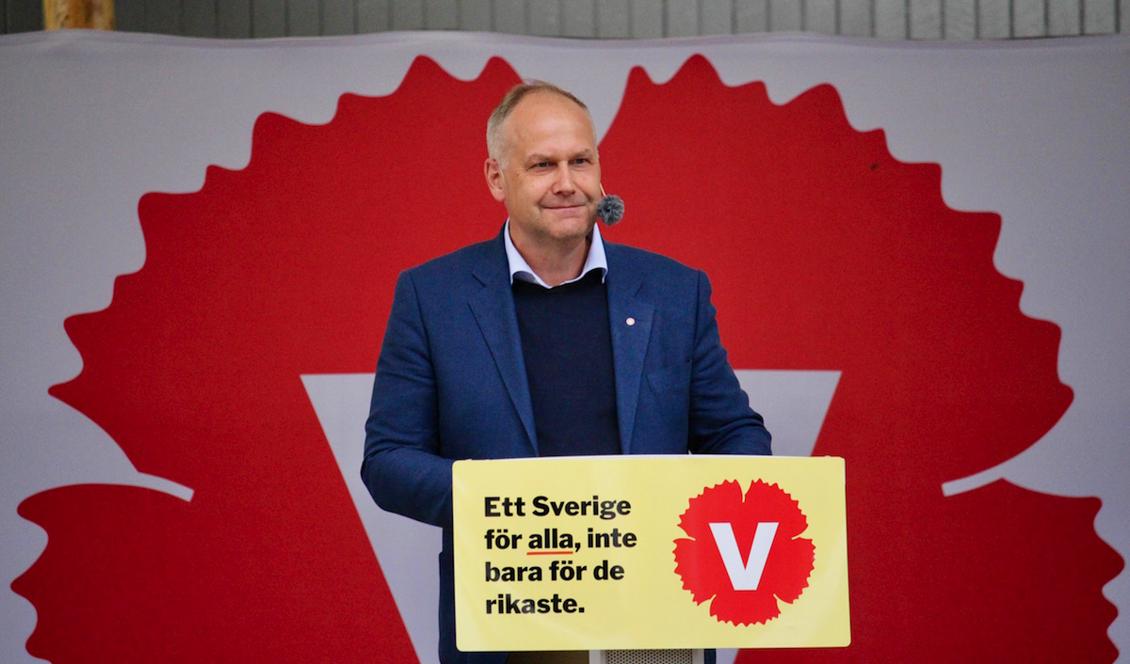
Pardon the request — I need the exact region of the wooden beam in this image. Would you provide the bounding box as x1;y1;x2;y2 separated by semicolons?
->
44;0;115;30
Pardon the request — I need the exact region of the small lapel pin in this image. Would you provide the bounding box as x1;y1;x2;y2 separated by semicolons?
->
626;317;636;326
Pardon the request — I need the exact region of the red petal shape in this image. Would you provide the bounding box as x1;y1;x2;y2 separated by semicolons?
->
15;56;523;663
762;536;815;603
742;481;809;541
709;585;781;626
678;479;744;542
674;538;725;603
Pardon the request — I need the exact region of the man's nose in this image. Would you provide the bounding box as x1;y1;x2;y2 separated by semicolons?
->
551;163;575;194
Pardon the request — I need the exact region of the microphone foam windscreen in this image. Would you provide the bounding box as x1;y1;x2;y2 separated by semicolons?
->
596;195;625;226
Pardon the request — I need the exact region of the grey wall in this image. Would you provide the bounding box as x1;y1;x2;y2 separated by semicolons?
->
1;0;1127;38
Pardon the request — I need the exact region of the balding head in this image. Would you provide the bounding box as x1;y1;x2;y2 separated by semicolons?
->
486;81;593;166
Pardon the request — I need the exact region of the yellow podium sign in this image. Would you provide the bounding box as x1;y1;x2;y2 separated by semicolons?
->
453;455;849;651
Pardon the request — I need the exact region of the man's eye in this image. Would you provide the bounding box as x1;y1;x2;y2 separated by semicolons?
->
531;161;551;170
571;158;591;166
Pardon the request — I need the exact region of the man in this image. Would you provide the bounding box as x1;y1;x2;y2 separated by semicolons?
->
362;82;770;664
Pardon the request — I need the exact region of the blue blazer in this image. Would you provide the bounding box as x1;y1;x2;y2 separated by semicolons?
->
362;229;770;664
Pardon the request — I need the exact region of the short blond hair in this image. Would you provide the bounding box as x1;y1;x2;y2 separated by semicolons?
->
486;81;592;163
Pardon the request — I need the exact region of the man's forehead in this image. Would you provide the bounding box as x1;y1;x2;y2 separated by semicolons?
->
508;92;592;129
504;95;595;147
512;88;587;112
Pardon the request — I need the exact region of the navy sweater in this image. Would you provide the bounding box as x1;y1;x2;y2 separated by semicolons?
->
511;270;621;457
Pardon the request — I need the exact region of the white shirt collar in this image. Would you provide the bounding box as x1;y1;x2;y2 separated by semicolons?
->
504;220;608;289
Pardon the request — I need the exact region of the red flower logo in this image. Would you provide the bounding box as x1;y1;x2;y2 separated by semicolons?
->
674;480;815;625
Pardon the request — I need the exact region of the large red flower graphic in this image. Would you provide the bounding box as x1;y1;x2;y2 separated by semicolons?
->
601;56;1121;662
674;480;815;625
13;56;519;662
12;53;1122;662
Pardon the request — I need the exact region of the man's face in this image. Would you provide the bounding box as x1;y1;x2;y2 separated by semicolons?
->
485;92;601;249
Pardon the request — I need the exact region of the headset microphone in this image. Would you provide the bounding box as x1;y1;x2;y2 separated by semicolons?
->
596;183;625;226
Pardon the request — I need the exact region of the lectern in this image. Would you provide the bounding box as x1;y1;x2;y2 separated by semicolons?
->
452;455;850;659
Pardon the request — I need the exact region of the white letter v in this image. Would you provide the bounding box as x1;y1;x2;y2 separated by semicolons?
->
708;522;778;590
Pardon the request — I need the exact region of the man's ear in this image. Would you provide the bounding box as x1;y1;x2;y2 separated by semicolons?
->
484;158;506;203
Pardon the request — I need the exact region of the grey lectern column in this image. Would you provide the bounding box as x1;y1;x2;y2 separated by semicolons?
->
590;649;705;664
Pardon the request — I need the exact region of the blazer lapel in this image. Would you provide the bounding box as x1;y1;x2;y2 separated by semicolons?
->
606;245;654;454
468;236;538;454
